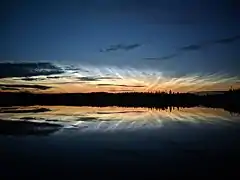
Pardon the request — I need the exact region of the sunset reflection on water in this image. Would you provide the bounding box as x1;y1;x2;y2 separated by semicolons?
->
0;106;239;133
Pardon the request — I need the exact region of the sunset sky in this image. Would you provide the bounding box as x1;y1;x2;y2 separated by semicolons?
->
1;0;239;93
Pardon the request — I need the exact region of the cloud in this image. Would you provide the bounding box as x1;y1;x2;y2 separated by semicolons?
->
0;84;52;90
77;77;99;81
64;65;90;72
144;35;240;61
100;43;142;52
0;120;61;136
0;62;64;78
98;77;120;80
0;87;20;91
75;117;100;122
109;89;133;92
179;44;202;51
100;44;123;52
77;76;120;82
179;35;240;52
123;44;142;51
18;75;74;82
47;76;65;79
0;107;51;113
144;54;178;61
21;77;46;81
214;35;240;44
97;84;145;88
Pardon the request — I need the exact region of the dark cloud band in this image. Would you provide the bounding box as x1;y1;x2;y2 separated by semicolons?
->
144;35;240;61
0;62;64;78
77;76;120;82
0;84;52;90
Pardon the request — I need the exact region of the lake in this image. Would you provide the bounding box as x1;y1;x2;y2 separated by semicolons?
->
1;106;240;179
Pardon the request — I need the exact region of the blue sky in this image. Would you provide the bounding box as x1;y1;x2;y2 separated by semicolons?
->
0;0;239;92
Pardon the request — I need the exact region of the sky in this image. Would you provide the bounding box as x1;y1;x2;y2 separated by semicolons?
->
0;0;239;93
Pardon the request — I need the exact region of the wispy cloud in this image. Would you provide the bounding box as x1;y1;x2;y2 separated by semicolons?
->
144;35;240;61
100;43;142;52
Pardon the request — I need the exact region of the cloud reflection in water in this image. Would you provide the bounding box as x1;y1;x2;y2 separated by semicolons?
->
0;106;239;134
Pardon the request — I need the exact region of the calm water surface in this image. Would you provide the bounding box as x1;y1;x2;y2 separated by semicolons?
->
1;106;240;178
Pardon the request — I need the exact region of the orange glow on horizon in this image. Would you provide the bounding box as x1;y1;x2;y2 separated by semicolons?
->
0;81;239;94
0;65;239;93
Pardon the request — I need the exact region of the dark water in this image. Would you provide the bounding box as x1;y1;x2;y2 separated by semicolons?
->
1;106;240;179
